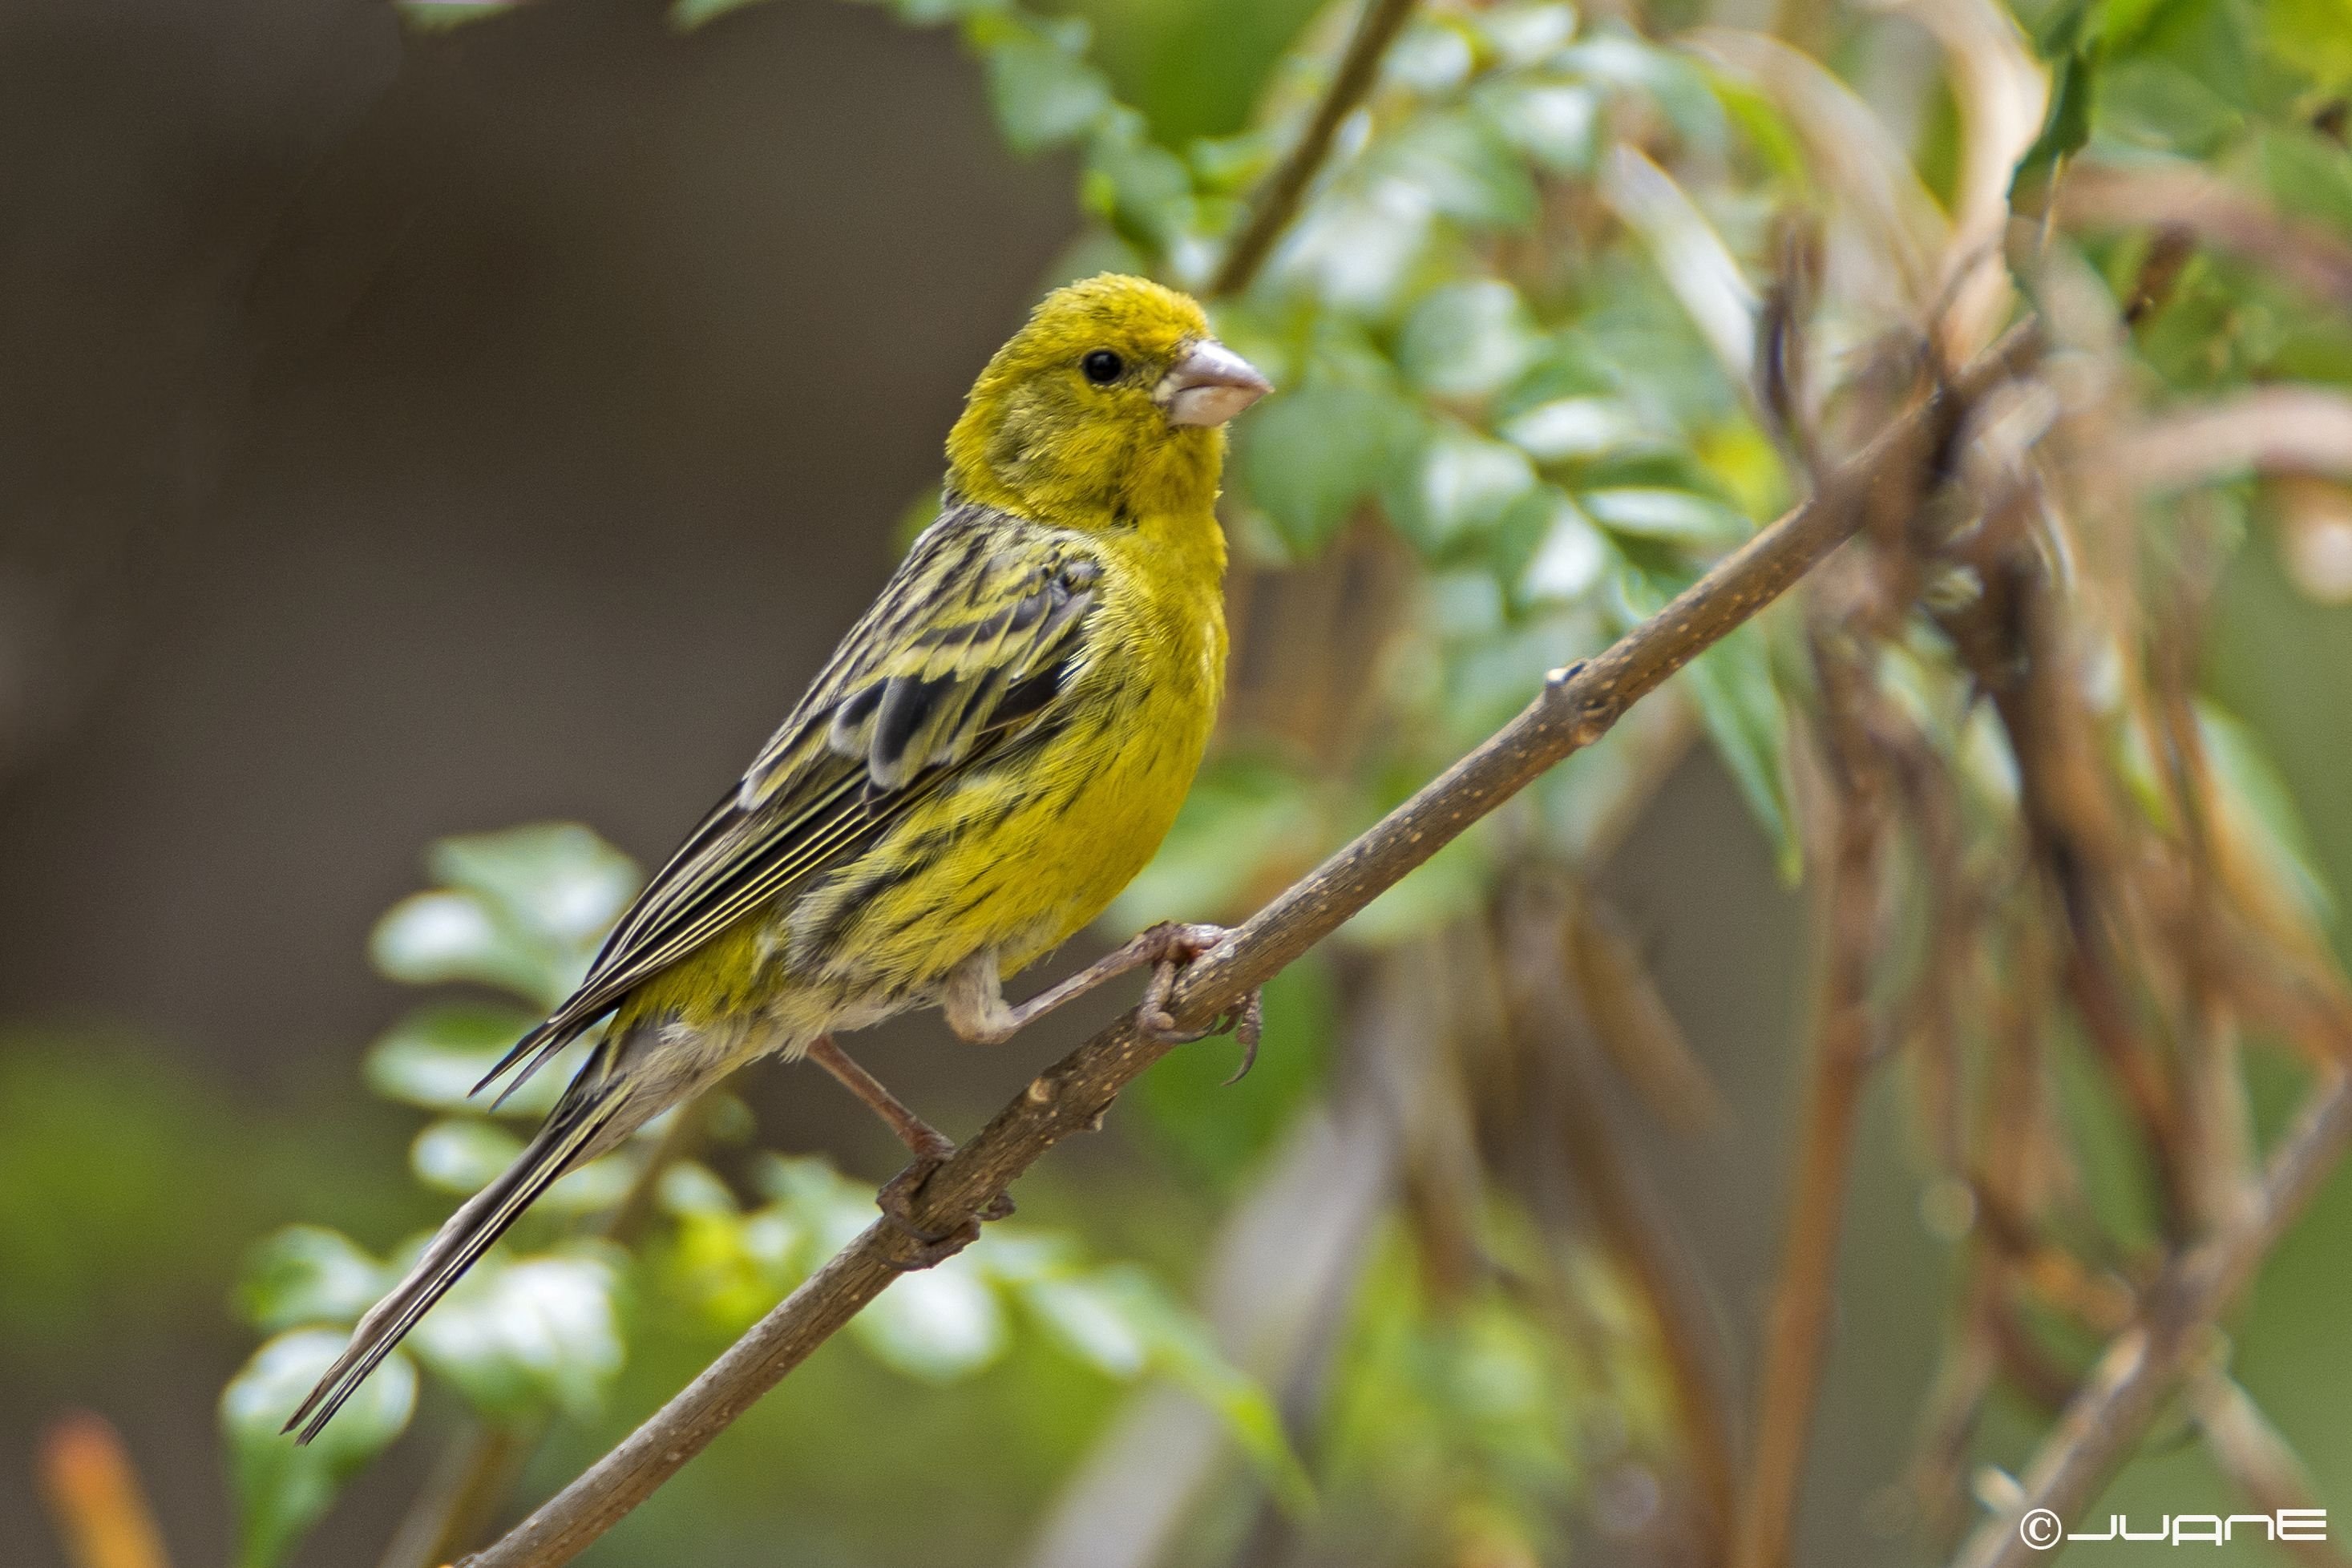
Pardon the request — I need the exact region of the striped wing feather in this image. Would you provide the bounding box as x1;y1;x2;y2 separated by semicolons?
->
476;503;1100;1097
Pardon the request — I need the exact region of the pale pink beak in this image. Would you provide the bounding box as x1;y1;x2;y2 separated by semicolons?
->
1156;340;1271;428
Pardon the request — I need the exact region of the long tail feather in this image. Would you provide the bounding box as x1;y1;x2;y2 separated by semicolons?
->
473;1015;585;1106
281;1081;631;1443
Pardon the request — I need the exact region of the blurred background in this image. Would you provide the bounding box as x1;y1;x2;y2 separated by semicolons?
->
6;1;2351;1566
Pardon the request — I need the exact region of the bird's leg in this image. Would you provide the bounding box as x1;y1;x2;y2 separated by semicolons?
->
805;1033;952;1165
944;924;1265;1078
803;1034;1010;1268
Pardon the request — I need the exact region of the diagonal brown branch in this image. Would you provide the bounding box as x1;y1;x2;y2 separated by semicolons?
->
456;323;2043;1568
1953;1069;2352;1568
1207;0;1419;298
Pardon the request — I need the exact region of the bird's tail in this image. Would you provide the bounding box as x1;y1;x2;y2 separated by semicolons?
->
281;1076;632;1443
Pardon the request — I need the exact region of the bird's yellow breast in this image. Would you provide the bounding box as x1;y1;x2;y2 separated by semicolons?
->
782;505;1226;996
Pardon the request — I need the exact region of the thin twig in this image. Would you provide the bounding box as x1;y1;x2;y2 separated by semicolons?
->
1206;0;1419;297
1940;503;2193;1236
1953;1070;2352;1568
1729;623;1893;1568
457;324;2041;1568
2192;1372;2352;1568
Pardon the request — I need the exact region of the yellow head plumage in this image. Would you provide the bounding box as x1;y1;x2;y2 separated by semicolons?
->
946;274;1270;527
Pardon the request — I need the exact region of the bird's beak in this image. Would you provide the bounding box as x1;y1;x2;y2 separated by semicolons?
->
1157;340;1272;428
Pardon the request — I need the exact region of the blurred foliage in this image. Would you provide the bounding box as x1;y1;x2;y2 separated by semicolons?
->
220;824;1292;1566
0;0;2330;1564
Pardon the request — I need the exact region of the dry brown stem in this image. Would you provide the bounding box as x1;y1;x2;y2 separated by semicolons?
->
1729;620;1895;1568
1953;1073;2352;1568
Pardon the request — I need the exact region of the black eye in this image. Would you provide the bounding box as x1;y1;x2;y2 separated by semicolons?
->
1081;350;1124;384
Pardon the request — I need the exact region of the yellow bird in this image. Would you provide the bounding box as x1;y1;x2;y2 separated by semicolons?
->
288;273;1269;1440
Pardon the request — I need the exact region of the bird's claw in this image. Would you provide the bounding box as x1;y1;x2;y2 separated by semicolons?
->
1220;989;1265;1085
1133;925;1264;1081
875;1143;1013;1271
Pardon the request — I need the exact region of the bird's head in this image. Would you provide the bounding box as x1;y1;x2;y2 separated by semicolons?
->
946;273;1271;526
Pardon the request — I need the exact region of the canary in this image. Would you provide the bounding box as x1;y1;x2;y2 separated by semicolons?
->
288;273;1270;1440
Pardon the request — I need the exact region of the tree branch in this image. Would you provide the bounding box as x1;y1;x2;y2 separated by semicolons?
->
1206;0;1419;298
1953;1069;2352;1568
459;323;2041;1568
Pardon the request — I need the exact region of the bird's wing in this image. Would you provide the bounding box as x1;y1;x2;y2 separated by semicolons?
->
476;503;1103;1097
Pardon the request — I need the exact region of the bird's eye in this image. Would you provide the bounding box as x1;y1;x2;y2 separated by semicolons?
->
1081;350;1124;384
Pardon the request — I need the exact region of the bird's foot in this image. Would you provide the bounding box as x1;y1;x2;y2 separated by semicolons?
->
1134;926;1265;1079
875;1139;1014;1271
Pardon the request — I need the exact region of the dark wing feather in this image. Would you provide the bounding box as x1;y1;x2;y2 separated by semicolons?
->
475;503;1100;1098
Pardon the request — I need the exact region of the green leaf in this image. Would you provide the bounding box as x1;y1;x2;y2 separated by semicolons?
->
1475;79;1598;172
1384;19;1477;95
410;1117;524;1196
2097;58;2241;156
758;1153;888;1250
1517;491;1610;604
222;1330;415;1568
2011;42;2096;211
363;1003;556;1117
235;1227;388;1334
657;1208;778;1329
1475;3;1578;70
2266;0;2352;92
411;1250;627;1420
1236;382;1420;555
1582;486;1750;548
1018;1269;1148;1376
1084;111;1198;253
1501;396;1646;463
1680;621;1798;880
972;15;1113;154
370;890;568;1008
1559;30;1728;152
1398;280;1541;399
657;1159;739;1218
1601;145;1757;386
428;822;638;950
851;1253;1008;1381
2261;127;2352;244
1382;110;1539;232
1390;425;1539;552
1276;184;1436;313
1079;1264;1314;1510
1189;129;1275;195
